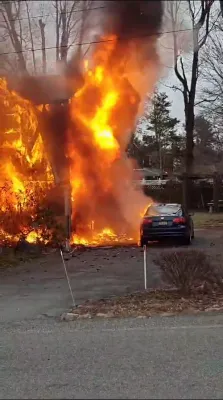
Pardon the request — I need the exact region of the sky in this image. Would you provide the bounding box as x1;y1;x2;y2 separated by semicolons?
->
2;0;218;126
156;0;221;123
155;2;192;123
159;71;185;121
25;0;186;124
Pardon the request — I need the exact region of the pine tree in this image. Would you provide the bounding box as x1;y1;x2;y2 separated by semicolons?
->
143;91;180;171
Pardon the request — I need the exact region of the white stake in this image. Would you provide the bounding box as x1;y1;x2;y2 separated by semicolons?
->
143;245;147;290
60;248;76;307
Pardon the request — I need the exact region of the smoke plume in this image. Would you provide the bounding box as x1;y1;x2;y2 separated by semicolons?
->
66;0;164;239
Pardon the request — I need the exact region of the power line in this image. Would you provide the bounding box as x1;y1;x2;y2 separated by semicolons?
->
0;5;106;24
0;28;193;57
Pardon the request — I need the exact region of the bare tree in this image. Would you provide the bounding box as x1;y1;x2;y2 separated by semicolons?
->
0;0;28;74
0;0;94;76
199;19;223;213
54;0;82;63
25;0;36;74
220;0;223;16
38;19;47;74
200;20;223;123
75;0;92;61
168;0;216;209
55;0;60;62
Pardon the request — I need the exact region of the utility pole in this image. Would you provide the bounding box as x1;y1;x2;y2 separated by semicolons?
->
42;98;72;250
56;99;72;251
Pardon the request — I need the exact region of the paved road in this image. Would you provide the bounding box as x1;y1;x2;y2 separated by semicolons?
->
1;314;223;399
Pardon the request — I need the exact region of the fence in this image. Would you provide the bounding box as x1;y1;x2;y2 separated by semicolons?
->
142;179;223;210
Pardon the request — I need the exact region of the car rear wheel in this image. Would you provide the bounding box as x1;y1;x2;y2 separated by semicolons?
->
140;236;148;247
182;232;192;245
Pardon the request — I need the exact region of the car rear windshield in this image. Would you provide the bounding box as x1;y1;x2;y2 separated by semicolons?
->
145;204;182;216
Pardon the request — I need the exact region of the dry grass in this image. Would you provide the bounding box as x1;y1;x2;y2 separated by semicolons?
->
0;247;42;269
193;212;223;228
69;290;223;319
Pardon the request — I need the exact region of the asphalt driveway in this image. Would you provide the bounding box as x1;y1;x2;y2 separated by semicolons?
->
1;228;223;323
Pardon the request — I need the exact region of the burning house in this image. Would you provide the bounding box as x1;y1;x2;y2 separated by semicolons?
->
0;0;164;247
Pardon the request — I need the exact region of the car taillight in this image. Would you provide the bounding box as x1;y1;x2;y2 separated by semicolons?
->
143;218;153;225
173;217;186;224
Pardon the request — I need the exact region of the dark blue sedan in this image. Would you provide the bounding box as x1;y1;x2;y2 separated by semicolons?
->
140;203;194;246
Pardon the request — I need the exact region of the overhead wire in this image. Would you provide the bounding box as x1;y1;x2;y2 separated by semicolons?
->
0;27;193;57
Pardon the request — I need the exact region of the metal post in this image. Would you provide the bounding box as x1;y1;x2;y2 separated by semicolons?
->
60;249;75;307
143;245;147;290
64;183;72;251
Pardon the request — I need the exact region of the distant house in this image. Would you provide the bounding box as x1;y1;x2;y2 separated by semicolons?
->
133;168;169;187
134;167;168;179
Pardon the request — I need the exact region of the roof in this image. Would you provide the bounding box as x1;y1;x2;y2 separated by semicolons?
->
5;74;83;105
134;168;166;177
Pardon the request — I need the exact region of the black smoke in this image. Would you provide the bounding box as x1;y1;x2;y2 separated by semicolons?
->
66;0;163;81
102;0;163;38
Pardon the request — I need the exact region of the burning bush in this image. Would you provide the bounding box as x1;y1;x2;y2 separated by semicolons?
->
154;250;222;295
0;77;56;245
0;182;64;246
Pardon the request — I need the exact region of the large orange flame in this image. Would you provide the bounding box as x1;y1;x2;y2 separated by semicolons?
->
0;77;53;243
68;36;149;245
